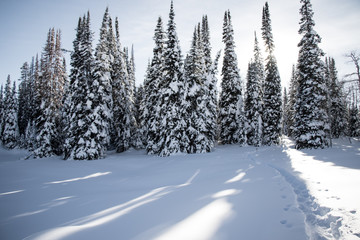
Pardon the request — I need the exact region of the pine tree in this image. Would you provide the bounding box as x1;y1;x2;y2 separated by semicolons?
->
121;45;137;151
34;28;65;158
253;32;265;96
325;57;346;138
53;30;67;155
294;0;329;149
261;2;282;145
219;10;246;145
245;61;263;147
17;62;31;141
83;7;113;159
202;15;219;150
287;65;298;138
25;57;37;150
64;12;100;160
111;17;133;153
282;87;289;135
184;24;209;153
157;1;187;156
133;84;146;149
145;17;166;155
2;76;18;149
347;104;360;137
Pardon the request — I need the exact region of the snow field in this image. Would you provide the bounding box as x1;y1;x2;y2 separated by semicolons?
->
0;138;359;240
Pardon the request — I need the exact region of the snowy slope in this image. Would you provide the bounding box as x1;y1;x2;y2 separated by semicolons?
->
0;138;359;240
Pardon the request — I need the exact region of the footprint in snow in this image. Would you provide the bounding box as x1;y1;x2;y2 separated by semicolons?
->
283;204;292;212
280;219;287;224
281;195;287;199
280;220;293;228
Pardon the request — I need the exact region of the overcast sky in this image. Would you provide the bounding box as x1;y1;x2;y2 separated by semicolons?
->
0;0;359;89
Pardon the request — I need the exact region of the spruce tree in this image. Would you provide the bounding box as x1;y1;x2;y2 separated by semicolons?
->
111;17;133;153
347;104;360;137
202;15;219;150
184;25;209;153
85;7;113;158
219;10;246;145
2;76;18;149
121;45;137;151
34;29;65;158
64;12;100;160
261;2;282;145
294;0;329;149
17;62;31;141
282;87;289;135
286;65;297;138
145;17;166;155
133;84;146;149
325;57;346;138
157;1;187;156
245;61;263;147
25;57;36;150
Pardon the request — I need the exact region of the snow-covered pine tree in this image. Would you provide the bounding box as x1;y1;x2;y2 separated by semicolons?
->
2;76;18;149
64;12;100;160
202;15;219;150
25;57;37;150
219;10;246;145
245;60;263;147
145;17;166;155
52;30;67;155
282;87;289;135
157;1;187;156
325;57;346;138
17;62;31;141
123;45;137;150
261;2;282;145
244;34;264;147
286;65;298;138
253;32;265;98
64;16;85;159
86;7;113;158
133;84;146;149
34;28;62;158
294;0;329;149
184;24;209;153
111;17;134;153
347;103;360;137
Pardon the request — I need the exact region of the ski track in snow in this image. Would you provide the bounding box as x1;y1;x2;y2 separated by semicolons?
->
0;138;359;240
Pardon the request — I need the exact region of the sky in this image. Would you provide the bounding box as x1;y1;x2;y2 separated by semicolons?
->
0;0;359;90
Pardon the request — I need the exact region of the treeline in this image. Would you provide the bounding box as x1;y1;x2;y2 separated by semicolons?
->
0;0;359;159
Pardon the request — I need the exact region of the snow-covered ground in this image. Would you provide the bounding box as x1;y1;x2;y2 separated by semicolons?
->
0;137;359;240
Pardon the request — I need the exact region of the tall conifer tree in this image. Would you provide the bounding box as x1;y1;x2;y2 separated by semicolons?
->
202;15;219;149
111;17;134;153
219;10;246;145
34;29;65;157
145;17;166;155
184;25;209;153
261;2;282;145
294;0;329;149
64;12;101;160
2;76;18;149
157;1;187;156
286;65;298;138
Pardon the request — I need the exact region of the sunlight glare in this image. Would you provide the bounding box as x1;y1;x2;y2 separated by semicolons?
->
154;198;233;240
